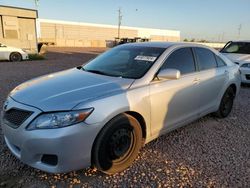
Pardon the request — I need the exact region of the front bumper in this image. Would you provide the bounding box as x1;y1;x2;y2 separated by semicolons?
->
21;53;29;60
1;98;101;173
240;67;250;84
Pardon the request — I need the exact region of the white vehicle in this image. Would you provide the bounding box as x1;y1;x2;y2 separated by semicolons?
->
0;43;29;62
221;41;250;84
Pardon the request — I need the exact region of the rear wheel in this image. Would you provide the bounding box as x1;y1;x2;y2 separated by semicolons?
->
215;87;235;118
92;114;143;174
10;52;22;62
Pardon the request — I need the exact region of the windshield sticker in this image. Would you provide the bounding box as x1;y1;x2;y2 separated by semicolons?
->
134;55;157;62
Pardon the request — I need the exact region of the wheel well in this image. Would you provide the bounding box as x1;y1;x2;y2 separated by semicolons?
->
91;112;147;167
125;111;147;141
9;52;22;60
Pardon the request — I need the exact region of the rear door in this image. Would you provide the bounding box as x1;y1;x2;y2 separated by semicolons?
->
193;47;228;113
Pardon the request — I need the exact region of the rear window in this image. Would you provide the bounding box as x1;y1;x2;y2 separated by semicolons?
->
195;48;217;71
216;56;226;67
221;42;250;54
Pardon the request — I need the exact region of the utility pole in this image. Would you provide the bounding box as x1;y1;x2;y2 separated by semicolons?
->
117;8;122;40
32;0;39;9
238;24;242;39
222;32;225;42
218;34;221;42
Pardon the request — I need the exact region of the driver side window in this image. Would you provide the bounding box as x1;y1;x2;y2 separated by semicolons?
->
161;47;196;75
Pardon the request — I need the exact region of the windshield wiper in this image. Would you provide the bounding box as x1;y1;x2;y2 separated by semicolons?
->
76;66;84;70
80;67;122;77
84;69;111;76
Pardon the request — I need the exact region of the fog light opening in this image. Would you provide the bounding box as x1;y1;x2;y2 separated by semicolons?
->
14;145;21;152
41;154;58;166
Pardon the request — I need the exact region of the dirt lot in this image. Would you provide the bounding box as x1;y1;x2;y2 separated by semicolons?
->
0;47;249;188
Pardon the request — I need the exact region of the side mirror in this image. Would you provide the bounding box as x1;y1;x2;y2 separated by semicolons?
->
157;68;181;80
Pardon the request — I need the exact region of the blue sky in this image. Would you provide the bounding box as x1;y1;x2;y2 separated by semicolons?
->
0;0;249;41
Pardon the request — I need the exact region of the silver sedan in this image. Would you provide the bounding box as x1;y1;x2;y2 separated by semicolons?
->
1;42;241;174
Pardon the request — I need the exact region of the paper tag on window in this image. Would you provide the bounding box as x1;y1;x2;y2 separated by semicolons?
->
134;55;157;62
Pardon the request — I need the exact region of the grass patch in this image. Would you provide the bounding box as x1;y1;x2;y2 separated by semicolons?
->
28;54;45;61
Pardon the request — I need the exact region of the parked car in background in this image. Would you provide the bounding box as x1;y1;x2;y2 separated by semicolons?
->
114;37;150;46
221;41;250;84
0;43;29;62
1;42;241;174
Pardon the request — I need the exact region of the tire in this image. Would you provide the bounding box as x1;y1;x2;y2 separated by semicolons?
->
215;87;235;118
92;113;143;175
9;52;22;62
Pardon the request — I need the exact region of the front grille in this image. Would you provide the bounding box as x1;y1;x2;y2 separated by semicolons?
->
3;108;33;128
246;74;250;80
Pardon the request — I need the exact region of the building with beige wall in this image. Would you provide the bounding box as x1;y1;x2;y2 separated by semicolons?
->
38;19;180;47
0;5;38;52
0;5;180;50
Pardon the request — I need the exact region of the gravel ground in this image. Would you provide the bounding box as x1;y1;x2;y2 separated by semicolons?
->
0;47;250;188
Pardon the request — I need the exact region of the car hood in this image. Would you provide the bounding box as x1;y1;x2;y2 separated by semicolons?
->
10;68;134;111
222;53;250;64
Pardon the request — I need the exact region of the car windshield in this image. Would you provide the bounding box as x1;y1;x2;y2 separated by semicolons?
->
83;45;166;79
221;42;250;54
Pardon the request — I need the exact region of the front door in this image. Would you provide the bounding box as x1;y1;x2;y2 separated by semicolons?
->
150;47;200;135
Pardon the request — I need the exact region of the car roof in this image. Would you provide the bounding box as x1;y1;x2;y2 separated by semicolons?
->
230;40;250;43
122;42;207;49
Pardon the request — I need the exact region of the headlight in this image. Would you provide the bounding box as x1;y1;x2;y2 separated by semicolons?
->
27;108;94;130
241;63;250;68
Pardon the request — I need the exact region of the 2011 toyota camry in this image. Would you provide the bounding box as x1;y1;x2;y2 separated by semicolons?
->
1;42;241;174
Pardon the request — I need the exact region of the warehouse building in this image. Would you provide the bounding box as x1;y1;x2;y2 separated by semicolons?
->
38;19;180;47
0;5;181;50
0;5;38;52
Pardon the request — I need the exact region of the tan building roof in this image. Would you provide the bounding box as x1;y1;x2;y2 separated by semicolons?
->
0;5;38;18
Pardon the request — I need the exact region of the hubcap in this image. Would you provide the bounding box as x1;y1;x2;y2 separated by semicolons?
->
12;54;21;61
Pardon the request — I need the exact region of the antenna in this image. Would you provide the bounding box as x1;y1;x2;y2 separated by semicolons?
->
117;7;122;39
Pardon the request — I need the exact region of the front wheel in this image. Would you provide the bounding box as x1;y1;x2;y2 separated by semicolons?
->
10;52;22;62
214;87;235;118
92;114;143;175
